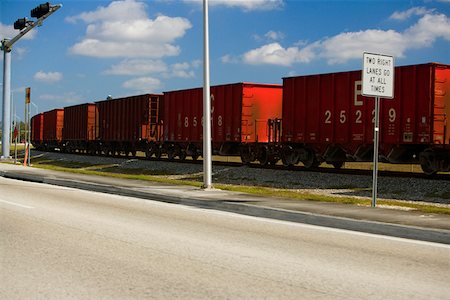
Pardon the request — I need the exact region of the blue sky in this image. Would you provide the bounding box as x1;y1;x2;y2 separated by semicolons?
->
1;0;449;118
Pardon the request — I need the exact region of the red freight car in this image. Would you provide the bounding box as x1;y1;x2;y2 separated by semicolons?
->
42;109;64;150
163;82;283;162
31;113;44;149
95;94;163;156
280;63;450;174
62;103;97;153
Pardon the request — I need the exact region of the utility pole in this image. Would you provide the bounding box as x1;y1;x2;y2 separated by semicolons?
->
1;2;62;159
202;0;212;189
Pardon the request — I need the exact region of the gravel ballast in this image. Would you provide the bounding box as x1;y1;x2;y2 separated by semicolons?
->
31;150;449;205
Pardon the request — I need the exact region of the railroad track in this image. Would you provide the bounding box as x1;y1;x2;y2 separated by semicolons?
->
28;149;450;181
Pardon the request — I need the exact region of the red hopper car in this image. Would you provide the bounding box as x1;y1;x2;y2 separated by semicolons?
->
42;109;64;150
95;94;163;157
280;63;450;174
163;82;283;163
62;103;97;153
31;113;44;149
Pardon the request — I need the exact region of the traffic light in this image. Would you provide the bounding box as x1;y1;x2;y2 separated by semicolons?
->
14;18;27;30
31;2;50;19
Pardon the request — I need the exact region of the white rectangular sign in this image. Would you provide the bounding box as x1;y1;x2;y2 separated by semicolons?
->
362;52;394;99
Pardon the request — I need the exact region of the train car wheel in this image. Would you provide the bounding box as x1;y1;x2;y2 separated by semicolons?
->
167;148;176;161
239;146;251;164
155;147;162;159
420;150;437;175
258;146;270;166
302;149;320;168
179;150;187;161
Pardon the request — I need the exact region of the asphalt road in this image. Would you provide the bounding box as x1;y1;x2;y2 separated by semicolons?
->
1;176;449;299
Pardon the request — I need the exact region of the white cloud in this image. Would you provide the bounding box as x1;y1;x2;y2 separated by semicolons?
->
243;42;315;66
235;11;450;66
317;29;406;64
104;59;168;75
184;0;284;11
105;59;199;78
403;13;450;47
221;54;240;63
40;92;83;104
265;30;284;41
122;77;162;93
390;7;435;20
33;71;63;83
253;30;285;42
67;0;192;58
169;62;195;78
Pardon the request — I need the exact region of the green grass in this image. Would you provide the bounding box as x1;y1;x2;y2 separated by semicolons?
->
4;155;450;215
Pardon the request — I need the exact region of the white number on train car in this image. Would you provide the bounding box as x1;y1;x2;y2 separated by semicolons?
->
355;110;362;124
324;110;331;124
339;110;347;124
388;108;396;122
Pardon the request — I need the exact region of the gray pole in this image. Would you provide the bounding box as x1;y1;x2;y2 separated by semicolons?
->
371;97;381;207
1;3;62;160
27;101;31;166
1;43;12;159
202;0;212;189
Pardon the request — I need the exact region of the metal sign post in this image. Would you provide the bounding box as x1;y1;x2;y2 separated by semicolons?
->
371;97;380;207
362;52;394;207
27;88;31;166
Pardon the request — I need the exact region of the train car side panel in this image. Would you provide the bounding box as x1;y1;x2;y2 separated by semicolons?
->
43;109;64;149
241;83;283;144
434;64;450;147
31;113;44;147
63;103;97;141
96;94;161;142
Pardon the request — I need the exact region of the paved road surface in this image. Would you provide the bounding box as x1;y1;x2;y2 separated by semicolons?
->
1;176;449;299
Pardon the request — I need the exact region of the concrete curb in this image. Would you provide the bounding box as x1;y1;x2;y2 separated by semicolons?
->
2;170;449;245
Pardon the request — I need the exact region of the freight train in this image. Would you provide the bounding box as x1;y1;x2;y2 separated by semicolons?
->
31;62;450;175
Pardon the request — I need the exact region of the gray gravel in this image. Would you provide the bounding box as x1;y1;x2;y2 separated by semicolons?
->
31;150;450;205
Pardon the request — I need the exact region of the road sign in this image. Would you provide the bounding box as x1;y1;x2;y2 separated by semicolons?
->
25;87;31;104
362;52;394;99
362;52;395;208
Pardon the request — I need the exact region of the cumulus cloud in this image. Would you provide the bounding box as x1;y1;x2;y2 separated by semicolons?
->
104;59;168;75
265;30;284;41
243;42;315;66
253;30;285;42
390;7;435;20
104;59;199;78
183;0;284;11
39;92;83;104
234;10;450;66
34;71;63;83
67;0;191;58
122;77;162;93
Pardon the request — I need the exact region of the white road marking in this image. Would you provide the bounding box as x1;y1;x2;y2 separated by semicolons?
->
0;199;34;209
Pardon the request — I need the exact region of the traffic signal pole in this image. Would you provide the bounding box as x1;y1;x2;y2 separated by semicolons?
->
1;2;61;159
1;47;12;158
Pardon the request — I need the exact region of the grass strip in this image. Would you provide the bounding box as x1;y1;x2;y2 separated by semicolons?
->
6;158;450;215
